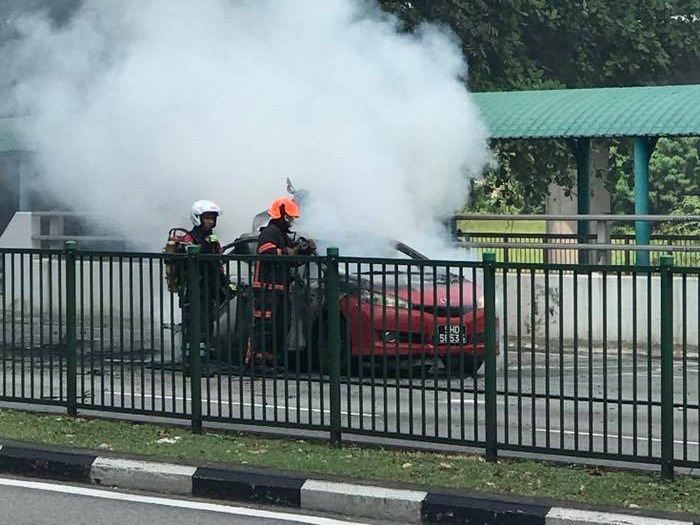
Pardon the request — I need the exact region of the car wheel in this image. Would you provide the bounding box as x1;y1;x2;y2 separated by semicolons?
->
447;355;484;378
313;314;357;377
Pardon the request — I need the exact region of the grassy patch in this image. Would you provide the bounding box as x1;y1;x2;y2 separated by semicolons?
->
459;219;547;235
0;408;699;516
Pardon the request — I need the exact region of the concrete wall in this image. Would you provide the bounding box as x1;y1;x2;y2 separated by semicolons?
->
498;271;698;354
0;212;39;249
1;254;184;356
1;254;181;329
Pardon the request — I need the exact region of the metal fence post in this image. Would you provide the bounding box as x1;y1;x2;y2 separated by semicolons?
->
187;245;202;435
660;254;674;480
65;241;78;417
483;252;498;462
326;247;342;446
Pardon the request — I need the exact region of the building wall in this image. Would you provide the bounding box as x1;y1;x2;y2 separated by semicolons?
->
499;271;696;354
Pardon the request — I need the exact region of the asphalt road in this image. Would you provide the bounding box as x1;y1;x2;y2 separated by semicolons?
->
1;349;698;464
0;476;383;525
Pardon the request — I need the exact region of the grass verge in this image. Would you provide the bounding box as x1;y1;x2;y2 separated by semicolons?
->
458;219;547;235
0;408;699;516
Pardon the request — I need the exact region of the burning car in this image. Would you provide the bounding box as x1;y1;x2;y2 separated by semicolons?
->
208;178;496;376
212;231;495;377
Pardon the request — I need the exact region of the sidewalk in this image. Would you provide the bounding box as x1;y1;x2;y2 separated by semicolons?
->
0;439;697;525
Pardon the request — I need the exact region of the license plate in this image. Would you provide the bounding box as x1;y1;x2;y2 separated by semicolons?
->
437;325;468;345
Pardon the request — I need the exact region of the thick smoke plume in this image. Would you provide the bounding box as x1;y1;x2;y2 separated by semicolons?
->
5;0;489;256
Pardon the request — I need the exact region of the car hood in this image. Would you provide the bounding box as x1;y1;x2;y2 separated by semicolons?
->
346;268;482;310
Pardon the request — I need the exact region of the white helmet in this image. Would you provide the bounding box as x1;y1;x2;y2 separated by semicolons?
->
190;200;222;226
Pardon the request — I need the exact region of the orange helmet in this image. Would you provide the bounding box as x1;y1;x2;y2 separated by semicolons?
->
267;197;300;220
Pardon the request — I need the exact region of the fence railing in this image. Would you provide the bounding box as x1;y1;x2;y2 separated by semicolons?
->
453;213;700;267
461;232;700;267
0;243;696;481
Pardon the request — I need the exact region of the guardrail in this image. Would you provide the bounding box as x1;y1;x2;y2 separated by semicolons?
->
0;244;695;480
453;214;700;267
460;233;700;266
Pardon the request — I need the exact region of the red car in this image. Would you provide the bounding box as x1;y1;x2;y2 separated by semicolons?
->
219;236;495;377
330;241;493;377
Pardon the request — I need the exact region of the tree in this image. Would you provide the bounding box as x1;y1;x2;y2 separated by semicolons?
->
379;0;700;90
611;138;700;217
378;1;700;214
378;0;561;91
522;1;700;88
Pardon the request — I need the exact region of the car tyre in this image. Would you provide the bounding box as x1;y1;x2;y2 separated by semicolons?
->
313;314;357;377
447;355;484;378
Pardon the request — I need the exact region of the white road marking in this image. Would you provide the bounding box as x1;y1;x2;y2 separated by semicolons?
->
508;365;698;378
105;391;374;419
0;476;373;525
546;506;692;525
533;428;700;447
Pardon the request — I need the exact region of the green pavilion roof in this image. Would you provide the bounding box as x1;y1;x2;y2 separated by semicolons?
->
472;84;700;140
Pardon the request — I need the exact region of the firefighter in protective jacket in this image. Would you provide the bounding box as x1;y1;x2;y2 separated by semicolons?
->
166;200;230;364
251;197;315;367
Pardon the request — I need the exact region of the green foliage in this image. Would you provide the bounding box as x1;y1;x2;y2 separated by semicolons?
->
379;0;700;91
610;138;700;215
607;137;700;235
469;139;574;213
379;1;700;215
469;173;524;214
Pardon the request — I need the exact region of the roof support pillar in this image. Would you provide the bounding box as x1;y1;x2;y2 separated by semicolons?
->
574;138;591;264
633;137;657;266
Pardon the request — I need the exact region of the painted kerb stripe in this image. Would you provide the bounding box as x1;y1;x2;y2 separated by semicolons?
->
192;466;305;507
302;480;427;524
0;476;374;525
90;457;196;495
0;445;95;483
1;443;698;525
545;507;695;525
422;491;549;524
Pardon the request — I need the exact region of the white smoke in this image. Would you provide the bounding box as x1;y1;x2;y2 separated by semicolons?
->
6;0;489;256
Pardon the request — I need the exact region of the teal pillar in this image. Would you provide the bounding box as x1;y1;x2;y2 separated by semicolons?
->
634;138;652;266
575;139;591;264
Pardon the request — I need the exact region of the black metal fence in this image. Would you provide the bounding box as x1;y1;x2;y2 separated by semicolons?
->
0;243;697;480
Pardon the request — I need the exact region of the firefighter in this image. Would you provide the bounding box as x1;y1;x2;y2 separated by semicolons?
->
250;197;315;370
179;200;231;369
